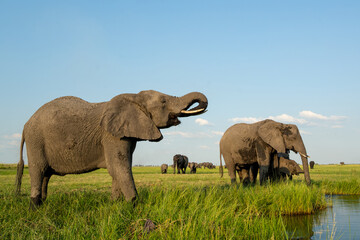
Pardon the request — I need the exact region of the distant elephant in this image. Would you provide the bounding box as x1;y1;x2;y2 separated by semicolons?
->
219;119;311;185
173;154;189;174
161;164;168;174
188;162;197;174
15;90;207;207
202;162;216;169
309;161;315;169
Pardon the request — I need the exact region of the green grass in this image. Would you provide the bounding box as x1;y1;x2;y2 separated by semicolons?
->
0;164;359;239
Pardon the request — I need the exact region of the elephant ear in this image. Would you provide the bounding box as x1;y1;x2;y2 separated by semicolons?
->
100;96;163;141
258;121;286;153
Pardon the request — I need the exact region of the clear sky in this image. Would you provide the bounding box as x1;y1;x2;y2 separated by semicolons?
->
1;1;359;166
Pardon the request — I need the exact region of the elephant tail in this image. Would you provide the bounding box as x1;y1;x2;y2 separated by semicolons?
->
219;151;223;178
15;131;25;195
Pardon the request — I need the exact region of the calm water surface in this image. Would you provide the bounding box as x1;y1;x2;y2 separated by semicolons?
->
283;195;360;239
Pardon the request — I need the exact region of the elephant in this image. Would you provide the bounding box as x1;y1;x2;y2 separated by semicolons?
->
173;154;189;174
309;161;315;169
188;162;197;174
161;164;168;174
15;90;207;207
234;155;304;185
219;119;311;185
277;157;304;180
233;162;259;186
201;162;216;169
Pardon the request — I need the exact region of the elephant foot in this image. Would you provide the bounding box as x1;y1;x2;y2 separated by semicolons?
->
30;197;42;210
242;178;251;187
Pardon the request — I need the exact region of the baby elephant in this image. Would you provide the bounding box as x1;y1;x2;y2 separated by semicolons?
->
161;164;168;174
278;157;304;180
188;162;197;174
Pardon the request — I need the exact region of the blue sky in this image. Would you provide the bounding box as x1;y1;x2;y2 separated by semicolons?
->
1;1;359;166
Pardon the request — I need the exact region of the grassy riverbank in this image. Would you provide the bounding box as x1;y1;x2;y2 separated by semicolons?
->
0;164;359;239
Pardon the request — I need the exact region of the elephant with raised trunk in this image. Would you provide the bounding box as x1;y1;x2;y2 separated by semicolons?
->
219;119;311;185
161;164;168;174
16;90;208;207
173;154;189;174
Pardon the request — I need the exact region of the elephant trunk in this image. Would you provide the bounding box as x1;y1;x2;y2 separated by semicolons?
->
300;154;311;185
178;92;208;116
295;140;311;185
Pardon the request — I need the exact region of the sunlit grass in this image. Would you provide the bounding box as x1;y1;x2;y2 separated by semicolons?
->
0;164;359;239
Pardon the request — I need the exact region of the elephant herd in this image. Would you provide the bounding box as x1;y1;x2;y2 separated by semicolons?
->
160;157;216;174
15;90;311;207
219;119;310;186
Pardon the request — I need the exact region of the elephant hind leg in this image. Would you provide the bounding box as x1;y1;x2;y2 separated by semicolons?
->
41;173;52;202
227;165;237;184
223;153;236;184
27;147;49;208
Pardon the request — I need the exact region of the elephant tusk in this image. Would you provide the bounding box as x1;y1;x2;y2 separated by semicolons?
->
180;108;205;114
299;152;310;158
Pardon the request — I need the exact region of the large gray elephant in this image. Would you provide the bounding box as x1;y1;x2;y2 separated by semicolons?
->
219;119;310;185
173;154;189;174
15;90;207;206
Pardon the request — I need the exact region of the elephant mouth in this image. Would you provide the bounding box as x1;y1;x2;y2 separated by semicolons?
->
167;112;181;126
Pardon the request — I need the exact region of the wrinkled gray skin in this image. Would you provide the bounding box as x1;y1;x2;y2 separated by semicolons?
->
15;90;207;207
188;162;197;174
309;161;315;169
161;164;168;174
219;119;310;185
173;154;188;174
278;157;304;180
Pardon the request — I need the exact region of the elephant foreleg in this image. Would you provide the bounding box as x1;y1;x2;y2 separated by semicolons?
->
256;143;271;185
104;139;137;202
249;163;259;185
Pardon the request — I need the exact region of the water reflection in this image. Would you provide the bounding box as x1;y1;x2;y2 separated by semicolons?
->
283;195;360;240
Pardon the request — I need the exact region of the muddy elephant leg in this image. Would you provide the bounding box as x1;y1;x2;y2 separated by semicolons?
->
240;168;250;186
249;163;259;185
104;138;137;202
256;144;272;185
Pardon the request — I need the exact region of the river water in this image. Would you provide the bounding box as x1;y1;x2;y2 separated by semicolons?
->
283;195;360;239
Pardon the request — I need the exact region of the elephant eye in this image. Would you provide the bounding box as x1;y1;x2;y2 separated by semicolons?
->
160;98;166;106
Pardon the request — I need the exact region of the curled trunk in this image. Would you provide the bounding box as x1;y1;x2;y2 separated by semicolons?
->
178;92;208;116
